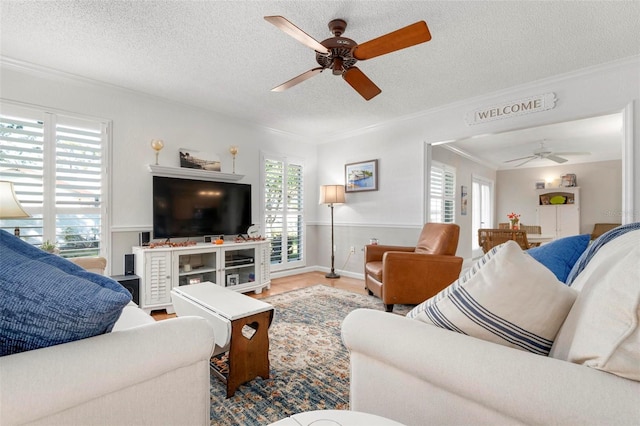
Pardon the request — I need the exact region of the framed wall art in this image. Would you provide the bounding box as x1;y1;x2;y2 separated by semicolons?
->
345;159;378;192
460;185;468;215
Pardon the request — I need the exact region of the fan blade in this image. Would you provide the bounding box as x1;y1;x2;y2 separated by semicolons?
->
514;157;538;167
553;152;591;156
352;21;431;60
504;155;537;163
271;67;324;92
343;67;381;100
547;154;568;164
264;16;329;54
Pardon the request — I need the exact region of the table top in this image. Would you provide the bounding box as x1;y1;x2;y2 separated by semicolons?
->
268;410;406;426
172;282;273;320
527;234;555;243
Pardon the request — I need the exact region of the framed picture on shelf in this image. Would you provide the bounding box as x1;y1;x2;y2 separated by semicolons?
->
536;181;545;189
345;159;378;192
561;174;577;187
179;148;221;171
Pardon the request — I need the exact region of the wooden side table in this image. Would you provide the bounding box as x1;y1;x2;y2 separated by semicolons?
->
171;282;274;397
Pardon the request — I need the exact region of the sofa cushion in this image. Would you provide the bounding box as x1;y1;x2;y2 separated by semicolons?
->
407;241;577;355
0;230;131;356
549;229;640;380
565;222;640;285
526;234;590;282
364;261;383;281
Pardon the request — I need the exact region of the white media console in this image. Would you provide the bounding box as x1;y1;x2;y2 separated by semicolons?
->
133;240;270;314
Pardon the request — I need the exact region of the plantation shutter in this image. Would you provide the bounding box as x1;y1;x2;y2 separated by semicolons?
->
54;117;105;256
0;105;108;257
262;154;305;271
429;161;456;223
1;110;46;242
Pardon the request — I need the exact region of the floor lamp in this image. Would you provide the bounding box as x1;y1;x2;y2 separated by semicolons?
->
0;181;31;237
319;184;346;279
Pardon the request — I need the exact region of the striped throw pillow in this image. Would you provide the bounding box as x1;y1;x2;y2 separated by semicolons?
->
407;241;578;355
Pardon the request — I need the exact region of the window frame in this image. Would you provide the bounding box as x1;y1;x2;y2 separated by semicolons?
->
260;152;305;272
429;160;456;223
0;100;111;258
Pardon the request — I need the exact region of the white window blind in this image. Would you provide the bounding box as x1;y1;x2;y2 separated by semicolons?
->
0;105;108;257
262;155;304;271
430;161;456;223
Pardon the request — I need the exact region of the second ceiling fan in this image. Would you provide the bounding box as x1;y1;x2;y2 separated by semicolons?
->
504;142;591;167
264;15;432;100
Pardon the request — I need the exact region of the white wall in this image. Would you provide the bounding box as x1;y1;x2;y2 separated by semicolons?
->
496;160;622;235
0;65;318;275
315;57;639;275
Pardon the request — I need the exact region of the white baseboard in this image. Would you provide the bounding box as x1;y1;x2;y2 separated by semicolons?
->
270;265;364;281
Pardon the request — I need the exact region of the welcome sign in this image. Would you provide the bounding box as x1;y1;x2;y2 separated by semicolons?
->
466;93;557;125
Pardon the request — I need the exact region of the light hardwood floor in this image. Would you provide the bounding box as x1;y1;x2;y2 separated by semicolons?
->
150;272;366;321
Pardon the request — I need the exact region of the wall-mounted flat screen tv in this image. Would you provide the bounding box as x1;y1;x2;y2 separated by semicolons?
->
152;176;252;239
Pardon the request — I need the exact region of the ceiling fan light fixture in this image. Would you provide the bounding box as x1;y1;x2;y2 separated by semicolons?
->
332;57;344;75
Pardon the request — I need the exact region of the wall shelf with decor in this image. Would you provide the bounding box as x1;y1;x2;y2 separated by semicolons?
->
147;165;244;182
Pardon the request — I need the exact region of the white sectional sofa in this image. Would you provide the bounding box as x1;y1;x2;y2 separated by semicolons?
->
0;302;215;425
342;225;640;425
0;232;216;426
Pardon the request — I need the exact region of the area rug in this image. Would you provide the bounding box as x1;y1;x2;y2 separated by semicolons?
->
209;285;412;425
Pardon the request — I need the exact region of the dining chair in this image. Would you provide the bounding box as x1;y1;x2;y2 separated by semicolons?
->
478;228;531;253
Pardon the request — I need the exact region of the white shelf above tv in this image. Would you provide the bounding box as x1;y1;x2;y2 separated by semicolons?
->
147;165;244;182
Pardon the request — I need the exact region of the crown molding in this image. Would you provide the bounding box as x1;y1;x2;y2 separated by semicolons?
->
439;143;499;170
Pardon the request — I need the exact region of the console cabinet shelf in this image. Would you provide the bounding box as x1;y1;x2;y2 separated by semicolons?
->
133;240;270;314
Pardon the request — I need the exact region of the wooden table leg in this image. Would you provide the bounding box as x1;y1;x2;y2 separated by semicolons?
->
226;309;274;397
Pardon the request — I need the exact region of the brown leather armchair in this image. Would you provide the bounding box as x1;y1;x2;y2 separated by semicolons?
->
364;223;463;312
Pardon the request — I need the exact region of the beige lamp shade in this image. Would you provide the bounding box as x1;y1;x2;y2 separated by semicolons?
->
0;181;30;219
319;185;346;205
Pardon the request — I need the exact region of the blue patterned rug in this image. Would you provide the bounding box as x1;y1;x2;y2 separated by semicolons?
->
209;284;412;425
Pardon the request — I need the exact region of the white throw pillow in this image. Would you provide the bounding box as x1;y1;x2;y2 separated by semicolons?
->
549;230;640;380
407;241;578;355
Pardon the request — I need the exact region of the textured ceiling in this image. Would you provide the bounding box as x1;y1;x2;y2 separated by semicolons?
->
1;0;639;144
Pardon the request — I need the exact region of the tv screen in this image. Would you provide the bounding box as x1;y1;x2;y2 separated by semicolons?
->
152;176;252;239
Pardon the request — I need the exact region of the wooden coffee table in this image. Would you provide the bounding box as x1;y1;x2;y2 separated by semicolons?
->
171;282;274;397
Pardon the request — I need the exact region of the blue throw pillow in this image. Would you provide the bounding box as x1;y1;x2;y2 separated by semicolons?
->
526;234;590;283
0;230;131;356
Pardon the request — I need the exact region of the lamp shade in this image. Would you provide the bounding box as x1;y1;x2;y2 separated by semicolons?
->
319;185;346;205
0;181;30;219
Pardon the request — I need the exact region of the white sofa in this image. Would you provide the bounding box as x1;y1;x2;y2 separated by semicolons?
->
342;227;640;425
0;302;215;425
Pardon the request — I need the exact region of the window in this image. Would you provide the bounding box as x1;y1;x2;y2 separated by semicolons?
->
261;153;304;271
0;104;109;257
429;161;456;223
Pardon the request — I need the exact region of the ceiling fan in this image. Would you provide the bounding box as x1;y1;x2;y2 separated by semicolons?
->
504;142;591;167
264;16;432;100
